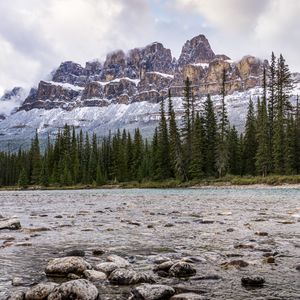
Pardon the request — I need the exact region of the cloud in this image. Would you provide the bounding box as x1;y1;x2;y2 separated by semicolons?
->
174;0;300;71
0;0;154;93
0;0;299;97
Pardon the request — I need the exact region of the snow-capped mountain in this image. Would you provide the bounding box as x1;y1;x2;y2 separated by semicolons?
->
0;34;299;151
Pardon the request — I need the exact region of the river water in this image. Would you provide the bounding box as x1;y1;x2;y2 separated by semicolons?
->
0;187;299;299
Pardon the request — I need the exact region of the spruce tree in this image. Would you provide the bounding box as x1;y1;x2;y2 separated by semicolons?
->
216;69;230;177
168;90;185;180
256;95;270;177
18;168;28;188
203;94;217;176
228;126;241;175
181;77;193;177
157;98;171;180
243;98;257;175
189;112;204;179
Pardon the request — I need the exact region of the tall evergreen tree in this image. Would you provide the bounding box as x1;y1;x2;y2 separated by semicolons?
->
157;98;171;179
181;77;193;177
256;95;270;177
189;113;204;179
203;94;217;176
243;98;257;175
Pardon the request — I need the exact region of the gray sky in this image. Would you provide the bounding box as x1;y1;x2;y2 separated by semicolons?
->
0;0;299;95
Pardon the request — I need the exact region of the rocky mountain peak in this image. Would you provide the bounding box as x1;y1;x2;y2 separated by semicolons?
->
1;87;24;101
178;34;215;67
52;61;86;86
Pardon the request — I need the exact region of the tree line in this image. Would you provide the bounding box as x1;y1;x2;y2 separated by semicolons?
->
0;52;299;187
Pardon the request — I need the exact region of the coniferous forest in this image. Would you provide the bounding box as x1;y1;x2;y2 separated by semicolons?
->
1;53;300;188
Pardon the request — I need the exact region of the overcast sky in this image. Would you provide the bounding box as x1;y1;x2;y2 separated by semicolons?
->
0;0;299;95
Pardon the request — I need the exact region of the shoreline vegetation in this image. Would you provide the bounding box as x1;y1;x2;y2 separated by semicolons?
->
1;175;300;191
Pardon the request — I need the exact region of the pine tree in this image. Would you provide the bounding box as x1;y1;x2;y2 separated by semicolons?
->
216;69;230;177
256;94;270;177
189;113;204;179
203;94;217;176
168;90;185;180
157;98;171;180
228;126;241;175
268;52;276;167
181;77;193;177
18;168;28;188
30;131;41;184
284;114;296;174
243;98;257;175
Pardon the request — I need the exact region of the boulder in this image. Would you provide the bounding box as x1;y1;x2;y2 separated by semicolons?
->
106;254;130;268
7;291;25;300
94;262;118;274
169;262;196;278
129;284;175;300
47;279;98;300
0;218;21;230
25;282;58;300
241;276;265;287
45;256;92;276
108;269;155;285
83;270;107;281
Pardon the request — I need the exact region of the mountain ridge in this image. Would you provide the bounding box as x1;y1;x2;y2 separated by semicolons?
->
0;34;299;151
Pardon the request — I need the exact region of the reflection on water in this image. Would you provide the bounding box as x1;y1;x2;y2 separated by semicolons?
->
0;188;300;299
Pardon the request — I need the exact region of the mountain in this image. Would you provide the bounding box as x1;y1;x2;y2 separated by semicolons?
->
0;34;299;151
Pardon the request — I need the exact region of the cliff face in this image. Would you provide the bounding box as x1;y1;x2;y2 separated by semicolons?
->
19;34;267;111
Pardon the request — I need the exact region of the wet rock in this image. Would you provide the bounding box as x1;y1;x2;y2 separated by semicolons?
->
147;224;154;229
64;249;85;257
92;248;105;256
152;256;171;264
129;284;175;300
127;220;141;226
264;256;275;264
15;242;32;247
221;260;249;269
83;270;107;281
0;218;21;230
22;227;51;234
193;275;222;281
7;291;25;300
108;269;155;285
25;282;58;300
153;261;174;272
54;215;63;219
295;264;300;271
170;293;205;300
169;262;196;278
67;273;81;280
47;279;98;300
234;243;254;249
45;256;92;276
12;277;26;287
164;223;174;227
255;231;269;236
106;254;130;268
95;262;118;274
227;228;235;232
241;276;265;287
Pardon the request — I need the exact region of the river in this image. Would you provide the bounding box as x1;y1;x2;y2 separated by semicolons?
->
0;187;299;299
